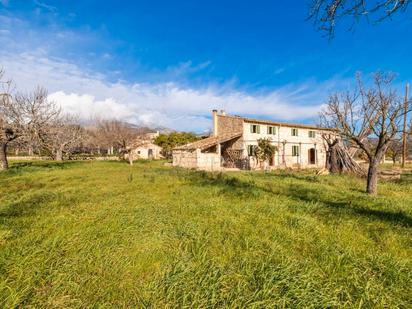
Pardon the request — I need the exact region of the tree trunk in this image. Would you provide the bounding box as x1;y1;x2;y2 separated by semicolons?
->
128;152;134;166
366;159;379;195
55;148;63;161
0;142;9;171
329;144;340;173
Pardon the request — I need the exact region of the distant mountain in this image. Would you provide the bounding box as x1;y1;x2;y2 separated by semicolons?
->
126;124;175;134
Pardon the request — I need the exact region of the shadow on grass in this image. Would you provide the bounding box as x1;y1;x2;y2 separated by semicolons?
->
286;185;412;228
2;161;82;178
182;171;266;198
183;170;412;228
0;191;57;219
395;172;412;186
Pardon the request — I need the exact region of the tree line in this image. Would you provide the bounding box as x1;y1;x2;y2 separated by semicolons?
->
0;69;199;170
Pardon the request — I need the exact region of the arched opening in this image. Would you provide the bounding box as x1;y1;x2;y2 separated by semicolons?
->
269;146;279;166
308;148;316;165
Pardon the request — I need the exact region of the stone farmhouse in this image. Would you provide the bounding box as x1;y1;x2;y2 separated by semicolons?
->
127;131;163;160
173;110;334;171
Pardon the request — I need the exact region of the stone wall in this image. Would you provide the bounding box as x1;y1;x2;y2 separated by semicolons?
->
196;152;221;171
131;144;162;160
172;150;198;168
217;115;244;149
173;149;221;171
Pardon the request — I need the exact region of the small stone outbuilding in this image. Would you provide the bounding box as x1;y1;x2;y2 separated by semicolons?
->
173;132;242;171
130;142;163;160
127;131;163;160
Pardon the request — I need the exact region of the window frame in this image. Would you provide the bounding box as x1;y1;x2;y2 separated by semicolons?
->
250;124;260;134
267;126;276;135
291;128;298;136
308;130;316;138
292;145;300;157
247;145;256;156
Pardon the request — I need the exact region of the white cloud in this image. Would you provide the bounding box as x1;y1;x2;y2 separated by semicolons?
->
34;0;57;12
0;50;334;132
0;13;338;132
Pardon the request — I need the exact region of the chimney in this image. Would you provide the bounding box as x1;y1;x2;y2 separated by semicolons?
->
212;109;218;137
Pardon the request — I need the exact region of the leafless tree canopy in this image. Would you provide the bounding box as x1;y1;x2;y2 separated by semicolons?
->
309;0;410;37
1;69;22;170
93;119;138;164
14;87;61;153
387;140;403;164
42;115;85;161
321;72;411;194
1;68;70;169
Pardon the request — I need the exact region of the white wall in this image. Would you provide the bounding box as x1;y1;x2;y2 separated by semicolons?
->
131;144;162;160
242;122;327;168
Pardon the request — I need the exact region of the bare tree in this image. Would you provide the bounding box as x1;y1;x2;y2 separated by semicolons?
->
309;0;410;37
321;72;411;195
386;140;403;165
42;115;85;161
0;69;20;170
96;120;137;165
321;132;366;176
14;87;61;154
0;70;62;170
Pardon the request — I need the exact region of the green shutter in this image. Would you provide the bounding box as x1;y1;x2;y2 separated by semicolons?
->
292;145;300;156
257;125;260;134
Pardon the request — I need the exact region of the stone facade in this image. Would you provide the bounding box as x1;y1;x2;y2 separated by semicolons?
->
216;114;244;150
130;143;162;160
172;110;333;171
173;149;221;171
127;131;163;161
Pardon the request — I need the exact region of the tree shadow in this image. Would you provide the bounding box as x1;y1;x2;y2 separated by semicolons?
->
182;170;268;198
182;170;412;228
0;192;57;219
285;185;412;228
2;161;81;178
395;172;412;186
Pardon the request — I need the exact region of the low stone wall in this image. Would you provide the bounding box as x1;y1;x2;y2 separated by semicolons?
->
173;150;198;169
8;156;48;161
197;152;221;171
173;149;221;171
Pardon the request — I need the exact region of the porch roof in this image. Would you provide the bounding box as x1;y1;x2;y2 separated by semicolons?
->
174;132;242;151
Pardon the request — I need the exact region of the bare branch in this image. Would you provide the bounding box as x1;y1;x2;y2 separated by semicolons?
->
308;0;410;38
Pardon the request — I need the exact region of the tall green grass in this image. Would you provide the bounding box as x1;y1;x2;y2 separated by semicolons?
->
0;161;411;308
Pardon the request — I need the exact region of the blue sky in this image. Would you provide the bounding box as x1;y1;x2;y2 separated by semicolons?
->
0;0;411;131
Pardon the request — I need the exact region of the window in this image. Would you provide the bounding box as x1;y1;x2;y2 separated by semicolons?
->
250;124;260;134
291;128;298;136
267;126;276;135
247;145;256;156
308;130;316;138
292;145;300;157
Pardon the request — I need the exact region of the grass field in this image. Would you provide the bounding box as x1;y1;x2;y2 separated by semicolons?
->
0;161;411;308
